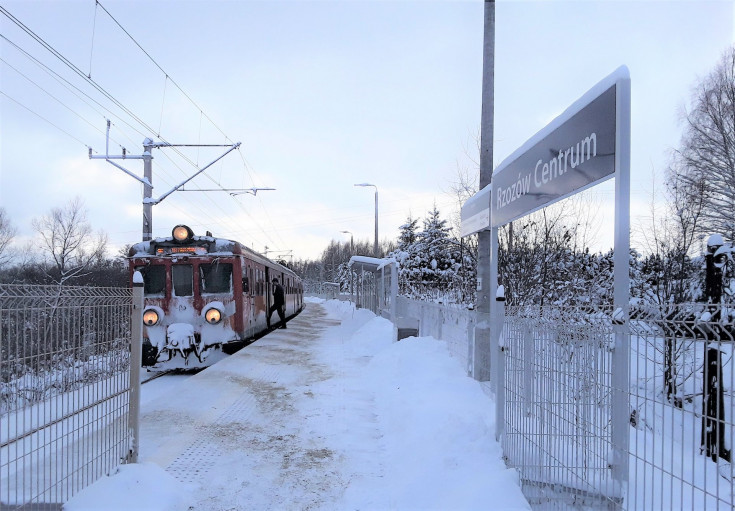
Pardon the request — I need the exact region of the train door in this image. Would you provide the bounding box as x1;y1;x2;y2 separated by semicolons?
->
248;266;255;328
265;267;272;326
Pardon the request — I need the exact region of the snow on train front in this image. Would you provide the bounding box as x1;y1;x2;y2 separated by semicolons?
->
128;224;248;369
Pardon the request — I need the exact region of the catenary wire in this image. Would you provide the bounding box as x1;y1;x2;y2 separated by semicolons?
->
1;5;288;253
1;91;91;149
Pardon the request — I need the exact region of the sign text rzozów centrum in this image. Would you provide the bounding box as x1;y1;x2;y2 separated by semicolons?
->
491;85;617;227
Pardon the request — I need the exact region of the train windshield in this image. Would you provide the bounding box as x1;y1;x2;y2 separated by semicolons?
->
172;264;193;296
135;265;165;296
199;262;233;294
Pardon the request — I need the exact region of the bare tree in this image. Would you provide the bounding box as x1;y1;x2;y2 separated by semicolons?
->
32;197;108;285
676;46;735;241
0;207;17;268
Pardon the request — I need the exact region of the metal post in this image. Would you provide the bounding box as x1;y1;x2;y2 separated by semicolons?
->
473;0;494;382
390;261;398;324
128;271;144;463
374;188;379;257
495;290;506;441
611;72;631;497
354;184;379;256
142;139;153;241
701;237;730;462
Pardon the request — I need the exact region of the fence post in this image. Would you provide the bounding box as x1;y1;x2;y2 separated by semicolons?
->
611;311;630;499
467;312;475;377
495;289;506;442
128;271;144;463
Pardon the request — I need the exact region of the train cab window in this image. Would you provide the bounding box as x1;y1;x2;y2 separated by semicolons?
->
135;265;165;296
199;263;233;294
172;264;193;296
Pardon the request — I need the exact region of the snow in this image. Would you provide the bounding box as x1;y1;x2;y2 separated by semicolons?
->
62;297;530;511
708;233;724;248
63;463;190;511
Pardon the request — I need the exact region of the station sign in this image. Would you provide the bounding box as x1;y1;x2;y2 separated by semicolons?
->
460;183;492;237
491;84;617;227
461;67;626;234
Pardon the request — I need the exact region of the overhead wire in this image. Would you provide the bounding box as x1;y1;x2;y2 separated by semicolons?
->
94;0;233;143
90;1;282;245
0;34;149;143
0;6;215;177
1;4;288;252
1;91;91;149
0;57;107;138
87;0;98;78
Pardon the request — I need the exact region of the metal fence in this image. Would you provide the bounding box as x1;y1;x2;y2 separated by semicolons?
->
498;305;624;509
391;298;735;510
1;284;136;509
496;302;734;510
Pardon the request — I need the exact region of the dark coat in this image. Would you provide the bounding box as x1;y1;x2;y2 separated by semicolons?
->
273;283;285;307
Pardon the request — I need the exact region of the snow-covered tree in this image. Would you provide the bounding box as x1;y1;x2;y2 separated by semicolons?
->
397;215;419;252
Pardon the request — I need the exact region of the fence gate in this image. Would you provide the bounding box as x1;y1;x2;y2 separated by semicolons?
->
500;305;622;509
1;284;135;509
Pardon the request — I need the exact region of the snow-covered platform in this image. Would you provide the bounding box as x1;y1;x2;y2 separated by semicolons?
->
66;299;529;511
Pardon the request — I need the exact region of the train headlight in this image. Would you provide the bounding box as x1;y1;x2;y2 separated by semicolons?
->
143;309;160;326
172;224;194;243
205;308;222;325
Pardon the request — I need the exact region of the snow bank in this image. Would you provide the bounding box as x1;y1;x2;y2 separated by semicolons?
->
62;462;190;511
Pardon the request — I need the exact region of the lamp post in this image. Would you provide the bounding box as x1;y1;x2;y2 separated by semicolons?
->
340;230;354;253
354;183;378;256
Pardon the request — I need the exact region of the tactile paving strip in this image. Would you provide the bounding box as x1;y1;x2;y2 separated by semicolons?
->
165;363;286;483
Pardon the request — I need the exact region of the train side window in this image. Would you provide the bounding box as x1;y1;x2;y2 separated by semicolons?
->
172;265;193;296
199;263;233;294
135;265;165;296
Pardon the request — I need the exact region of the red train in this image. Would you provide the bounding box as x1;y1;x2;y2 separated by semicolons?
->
128;224;303;368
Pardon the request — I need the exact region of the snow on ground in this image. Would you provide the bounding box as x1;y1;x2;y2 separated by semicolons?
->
64;297;529;510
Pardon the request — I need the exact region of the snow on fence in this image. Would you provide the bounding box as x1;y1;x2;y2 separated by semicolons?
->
393;298;734;510
0;284;136;509
498;302;734;510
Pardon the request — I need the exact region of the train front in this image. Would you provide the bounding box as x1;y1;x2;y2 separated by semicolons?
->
128;225;245;369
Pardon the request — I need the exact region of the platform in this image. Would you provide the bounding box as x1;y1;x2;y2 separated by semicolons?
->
138;301;382;510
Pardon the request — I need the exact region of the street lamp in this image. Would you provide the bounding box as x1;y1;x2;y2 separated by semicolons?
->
229;187;276;196
354;183;378;256
340;230;354;252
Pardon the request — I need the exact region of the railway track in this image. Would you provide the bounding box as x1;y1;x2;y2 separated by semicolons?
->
141;369;175;385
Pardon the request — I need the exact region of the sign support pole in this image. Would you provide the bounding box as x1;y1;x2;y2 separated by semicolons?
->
611;73;631;498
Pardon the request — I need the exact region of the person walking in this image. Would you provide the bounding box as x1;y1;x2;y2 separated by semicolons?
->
269;278;286;329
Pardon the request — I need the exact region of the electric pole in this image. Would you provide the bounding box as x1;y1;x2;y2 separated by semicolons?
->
474;0;495;382
89;120;240;241
143;138;153;241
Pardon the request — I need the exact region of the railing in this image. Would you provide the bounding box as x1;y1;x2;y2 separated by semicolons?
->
0;284;136;509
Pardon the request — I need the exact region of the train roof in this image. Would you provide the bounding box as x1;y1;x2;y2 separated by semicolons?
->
128;233;298;278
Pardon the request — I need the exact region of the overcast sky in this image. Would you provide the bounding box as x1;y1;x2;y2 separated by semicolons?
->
1;0;733;260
